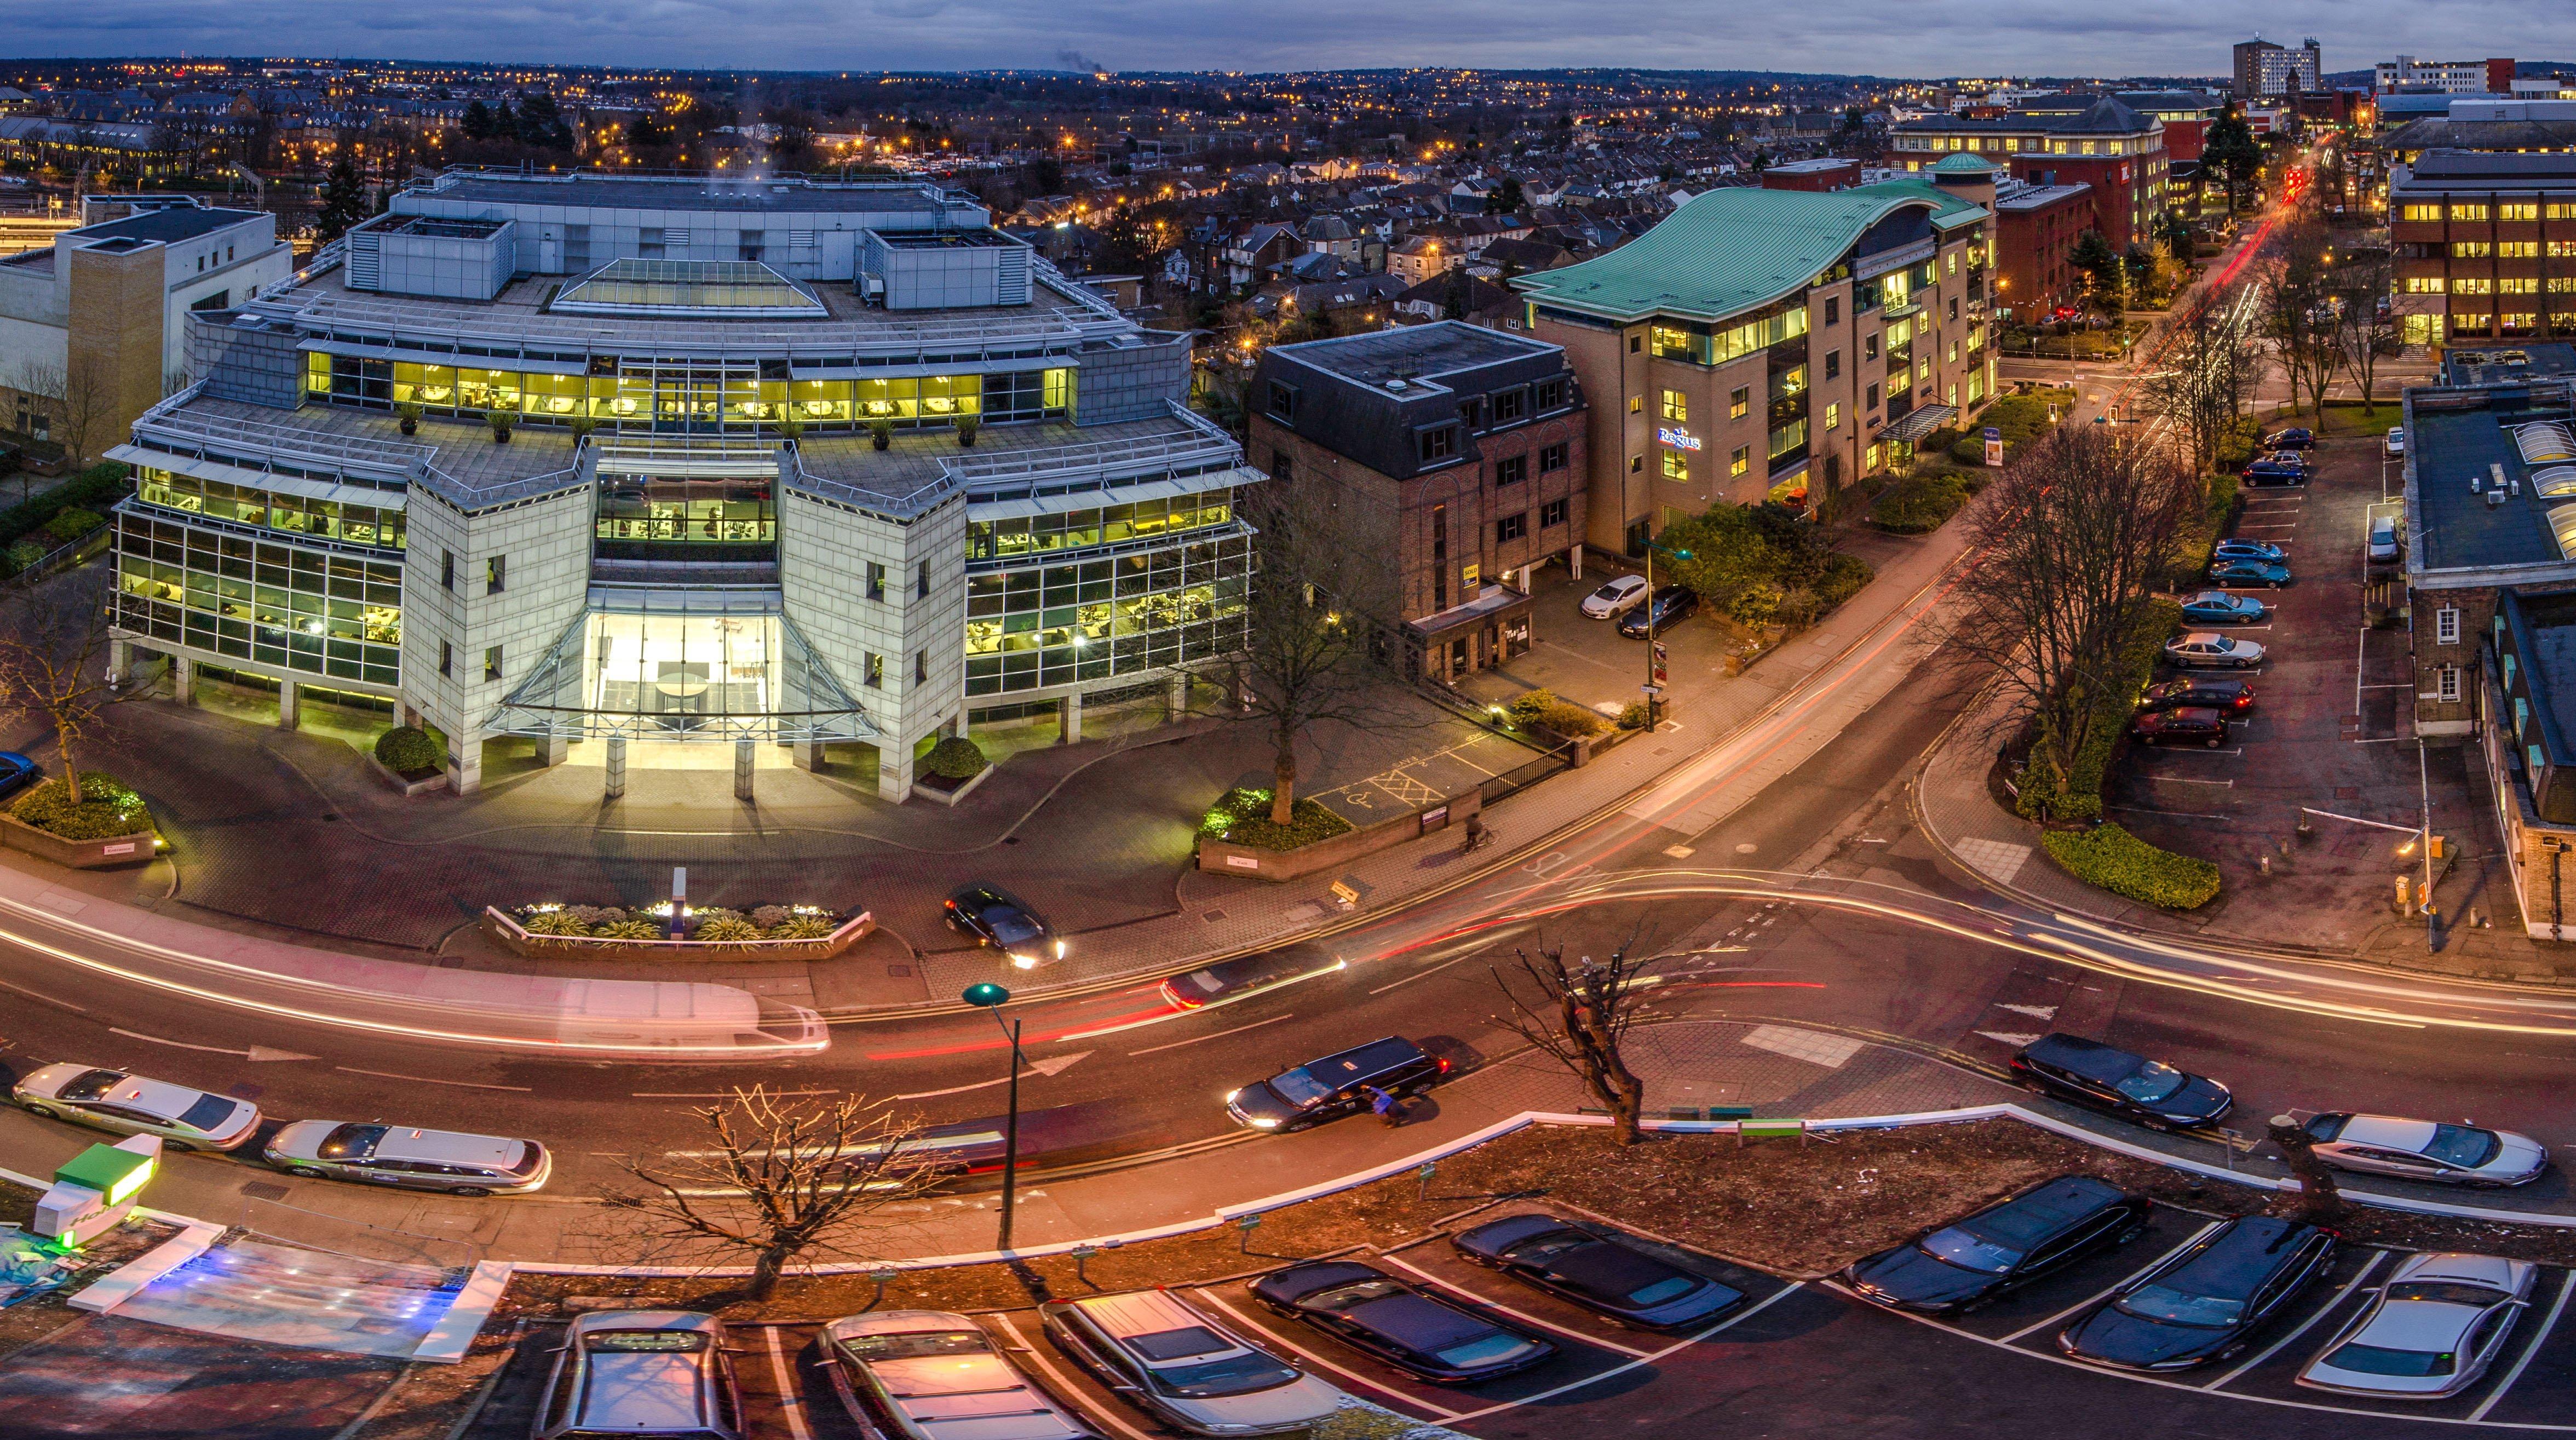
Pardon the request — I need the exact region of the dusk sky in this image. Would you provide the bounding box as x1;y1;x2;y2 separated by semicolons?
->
12;0;2574;77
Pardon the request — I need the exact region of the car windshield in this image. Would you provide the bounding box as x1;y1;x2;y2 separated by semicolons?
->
588;1330;710;1352
1434;1333;1540;1368
319;1123;387;1160
2117;1283;2245;1328
1266;1066;1333;1108
55;1069;124;1102
1918;1226;2022;1275
840;1330;987;1360
177;1093;240;1132
2422;1125;2502;1169
1626;1276;1699;1306
1150;1352;1300;1398
2389;1282;2509;1306
2323;1341;2454;1377
1590;582;1631;603
2114;1060;2189;1104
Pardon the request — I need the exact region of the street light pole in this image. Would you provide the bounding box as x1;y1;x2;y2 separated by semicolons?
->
962;983;1026;1250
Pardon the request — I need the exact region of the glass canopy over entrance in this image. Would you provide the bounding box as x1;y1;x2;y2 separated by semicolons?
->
488;590;878;743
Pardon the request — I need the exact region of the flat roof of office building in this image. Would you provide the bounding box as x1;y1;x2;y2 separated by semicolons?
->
423;173;962;216
71;206;263;245
2408;401;2576;573
1268;321;1557;388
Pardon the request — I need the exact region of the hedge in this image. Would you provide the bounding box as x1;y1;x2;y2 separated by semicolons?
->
2015;598;2182;822
1869;472;1976;533
10;772;151;840
373;724;443;774
1199;785;1355;851
2043;824;2222;909
923;736;988;779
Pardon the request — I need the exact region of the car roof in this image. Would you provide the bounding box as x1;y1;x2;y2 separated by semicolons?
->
372;1127;527;1167
829;1310;979;1338
2393;1253;2528;1289
2354;1296;2487;1352
2004;1174;2129;1223
83;1075;220;1122
1262;1260;1386;1302
572;1309;722;1335
1067;1289;1243;1350
1311;1036;1428;1076
2023;1033;2145;1084
2164;707;2224;722
578;1352;711;1429
1338;1290;1497;1351
2175;1216;2313;1287
2177;631;2224;645
2336;1115;2442;1151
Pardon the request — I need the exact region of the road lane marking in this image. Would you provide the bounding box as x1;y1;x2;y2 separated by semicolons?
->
1189;1288;1465;1420
0;976;83;1012
986;1315;1159;1440
333;1066;531;1092
763;1325;813;1440
1448;1283;1805;1421
2473;1268;2576;1422
2205;1249;2388;1389
1129;1013;1294;1056
1369;951;1487;995
1375;1253;1653;1358
1999;1220;2225;1344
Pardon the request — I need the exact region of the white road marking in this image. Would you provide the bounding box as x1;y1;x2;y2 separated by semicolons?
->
0;976;84;1012
334;1066;530;1091
1190;1288;1465;1420
110;1027;251;1057
1130;1013;1295;1056
2000;1221;2223;1344
985;1314;1161;1440
2206;1250;2388;1389
887;1052;1092;1101
1369;951;1487;996
1993;1003;2058;1019
2473;1269;2576;1422
1974;1030;2043;1047
1374;1252;1653;1358
1448;1283;1806;1421
763;1326;813;1440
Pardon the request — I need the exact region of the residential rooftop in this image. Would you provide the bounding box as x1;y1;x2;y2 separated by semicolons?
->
1266;320;1556;389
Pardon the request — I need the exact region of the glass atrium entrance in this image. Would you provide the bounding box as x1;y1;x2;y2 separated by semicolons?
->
489;591;876;748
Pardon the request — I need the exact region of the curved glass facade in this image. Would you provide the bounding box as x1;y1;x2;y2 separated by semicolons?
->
113;508;404;687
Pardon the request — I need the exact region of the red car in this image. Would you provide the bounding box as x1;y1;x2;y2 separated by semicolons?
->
2130;707;2230;748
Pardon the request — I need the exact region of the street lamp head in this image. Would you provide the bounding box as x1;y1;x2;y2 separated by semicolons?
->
962;982;1012;1007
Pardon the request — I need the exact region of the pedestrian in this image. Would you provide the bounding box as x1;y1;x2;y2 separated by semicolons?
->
1365;1084;1404;1127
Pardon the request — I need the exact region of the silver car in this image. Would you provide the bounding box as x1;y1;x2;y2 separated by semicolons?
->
2299;1253;2538;1398
264;1120;553;1196
12;1062;260;1152
824;1310;1093;1440
1040;1289;1339;1437
2163;632;2266;669
2301;1112;2550;1187
534;1310;744;1439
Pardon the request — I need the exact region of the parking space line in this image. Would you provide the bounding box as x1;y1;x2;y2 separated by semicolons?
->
985;1315;1161;1440
2204;1249;2388;1390
762;1325;814;1440
2472;1269;2576;1422
1999;1221;2224;1345
1189;1288;1466;1420
1374;1253;1654;1358
1447;1283;1806;1422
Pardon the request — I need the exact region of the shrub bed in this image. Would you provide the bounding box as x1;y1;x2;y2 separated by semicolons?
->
10;773;151;840
1199;785;1355;851
1868;472;1977;533
372;724;444;778
1657;503;1876;630
512;902;843;942
1505;689;1605;741
2043;824;2223;909
0;462;126;552
2013;598;2181;823
923;736;988;779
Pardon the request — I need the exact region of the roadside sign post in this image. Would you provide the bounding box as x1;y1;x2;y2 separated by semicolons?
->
963;983;1025;1251
1071;1243;1099;1288
1416;1161;1438;1202
1237;1213;1262;1254
869;1266;899;1310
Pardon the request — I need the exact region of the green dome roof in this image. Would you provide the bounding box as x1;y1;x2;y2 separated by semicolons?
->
1929;152;1999;174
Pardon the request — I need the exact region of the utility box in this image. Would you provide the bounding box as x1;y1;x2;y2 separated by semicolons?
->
33;1135;160;1247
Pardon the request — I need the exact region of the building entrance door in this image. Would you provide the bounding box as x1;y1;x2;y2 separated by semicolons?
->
651;368;731;434
1448;638;1470;675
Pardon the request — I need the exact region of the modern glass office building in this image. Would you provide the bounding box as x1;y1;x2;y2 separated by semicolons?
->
108;170;1256;800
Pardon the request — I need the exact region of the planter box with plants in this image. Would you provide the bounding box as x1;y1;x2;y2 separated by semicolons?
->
485;902;873;961
0;772;157;868
367;724;450;795
912;736;993;806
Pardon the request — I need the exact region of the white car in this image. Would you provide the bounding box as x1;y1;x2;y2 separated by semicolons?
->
824;1311;1092;1440
264;1121;553;1196
13;1062;261;1152
1579;574;1651;619
2385;426;2406;458
2301;1112;2550;1187
2163;632;2266;669
2298;1253;2538;1398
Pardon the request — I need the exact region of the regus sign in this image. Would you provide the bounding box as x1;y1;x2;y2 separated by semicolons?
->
1658;427;1703;451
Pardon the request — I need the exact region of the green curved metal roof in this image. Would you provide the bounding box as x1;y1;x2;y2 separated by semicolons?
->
1929;151;2000;174
1509;180;1985;324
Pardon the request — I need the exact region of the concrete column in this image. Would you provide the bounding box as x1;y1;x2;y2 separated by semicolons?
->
792;740;823;771
1165;671;1189;721
878;748;915;804
1569;543;1583;580
107;637;128;689
172;656;194;704
277;679;300;730
449;738;483;796
537;731;568;767
733;737;756;801
394;697;419;728
1059;690;1083;745
604;736;628;798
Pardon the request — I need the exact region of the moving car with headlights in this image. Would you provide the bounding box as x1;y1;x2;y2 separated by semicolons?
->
2163;632;2267;669
1160;944;1344;1011
12;1063;260;1152
263;1121;551;1196
1844;1175;2149;1315
1224;1036;1447;1131
2137;678;2256;716
2129;708;2231;749
823;1311;1094;1440
2009;1034;2233;1131
2178;591;2269;626
2297;1253;2539;1399
1250;1260;1555;1383
945;884;1063;969
2058;1217;2338;1372
534;1310;745;1440
2208;557;2293;587
1039;1289;1340;1437
2212;539;2287;564
1579;574;1651;619
1452;1213;1744;1329
2299;1112;2550;1187
1617;584;1699;639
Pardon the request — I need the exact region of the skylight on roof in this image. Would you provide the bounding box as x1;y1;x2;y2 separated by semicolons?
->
551;259;825;319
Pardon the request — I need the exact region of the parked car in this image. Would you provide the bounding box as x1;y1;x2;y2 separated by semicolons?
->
944;883;1063;969
2241;460;2309;487
2009;1034;2234;1131
1223;1036;1448;1131
1843;1175;2150;1315
0;752;37;804
533;1310;745;1440
821;1311;1094;1440
2163;632;2267;669
263;1121;551;1196
2058;1217;2338;1372
1249;1260;1555;1383
2258;450;2314;472
2297;1253;2539;1399
1451;1213;1744;1329
2300;1112;2550;1188
11;1063;260;1152
2178;591;2269;626
1579;574;1651;619
1039;1289;1340;1437
2209;559;2292;588
2138;678;2256;715
2385;427;2407;458
2368;515;2401;564
2130;707;2231;749
1160;944;1345;1011
1617;584;1700;639
2264;427;2316;451
2212;539;2288;563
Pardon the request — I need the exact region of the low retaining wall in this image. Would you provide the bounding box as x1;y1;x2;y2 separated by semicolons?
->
913;763;994;808
366;753;450;796
0;813;156;869
482;907;874;962
1198;788;1481;882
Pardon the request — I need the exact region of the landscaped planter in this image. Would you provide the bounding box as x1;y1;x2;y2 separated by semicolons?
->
912;763;993;808
366;752;450;796
0;812;157;869
1198;790;1481;883
482;907;875;962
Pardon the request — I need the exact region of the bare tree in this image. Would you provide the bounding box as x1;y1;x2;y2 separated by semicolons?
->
2138;301;2263;475
1941;426;2200;815
1489;939;1655;1145
606;1087;945;1301
2262;220;2341;420
14;354;119;468
2332;253;2399;417
0;567;129;807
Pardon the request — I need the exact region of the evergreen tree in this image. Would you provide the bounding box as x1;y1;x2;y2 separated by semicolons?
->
314;157;369;243
2203;105;2263;214
461;99;493;141
2069;230;2126;315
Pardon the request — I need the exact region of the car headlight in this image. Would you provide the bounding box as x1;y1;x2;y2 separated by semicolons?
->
1010;953;1039;969
1054;939;1068;959
1223;1089;1241;1103
1251;1117;1279;1129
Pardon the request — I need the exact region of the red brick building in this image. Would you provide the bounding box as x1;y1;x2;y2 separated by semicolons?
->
1987;172;2095;321
1890;95;2169;255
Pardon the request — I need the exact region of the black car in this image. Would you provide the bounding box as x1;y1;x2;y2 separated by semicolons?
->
2009;1034;2233;1131
2129;707;2229;748
1249;1261;1554;1383
1843;1175;2149;1315
2263;427;2316;451
2058;1217;2338;1372
1452;1214;1744;1329
0;752;37;804
1617;584;1699;639
2137;679;2255;716
1223;1036;1447;1131
2241;460;2309;486
1160;944;1344;1010
944;883;1062;969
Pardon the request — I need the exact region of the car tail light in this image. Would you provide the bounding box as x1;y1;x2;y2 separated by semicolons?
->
1436;1057;1452;1072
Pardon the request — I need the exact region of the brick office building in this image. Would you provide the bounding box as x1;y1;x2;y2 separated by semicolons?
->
1888;96;2168;255
1247;323;1588;682
1990;169;2097;322
2389;150;2576;346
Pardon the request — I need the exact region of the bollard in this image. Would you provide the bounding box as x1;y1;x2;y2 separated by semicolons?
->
2259;854;2272;875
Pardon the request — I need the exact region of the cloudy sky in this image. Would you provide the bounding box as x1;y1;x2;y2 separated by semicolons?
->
13;0;2573;78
